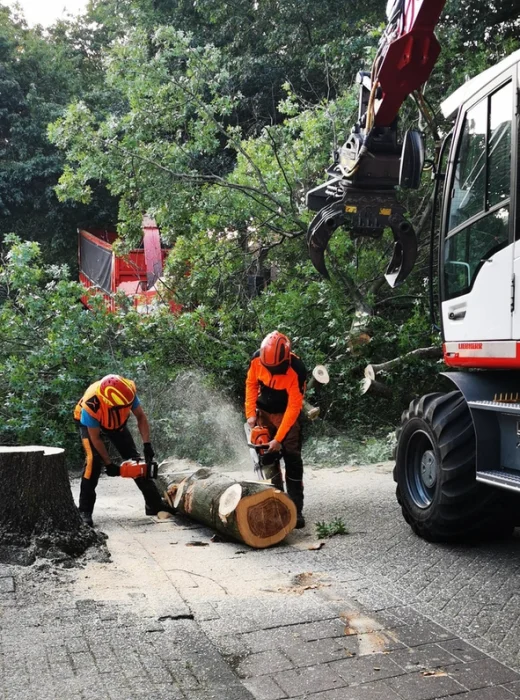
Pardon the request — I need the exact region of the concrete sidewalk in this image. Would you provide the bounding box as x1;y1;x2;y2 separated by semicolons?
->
2;464;520;699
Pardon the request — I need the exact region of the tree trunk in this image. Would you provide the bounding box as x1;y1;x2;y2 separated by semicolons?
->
0;446;101;564
161;468;296;548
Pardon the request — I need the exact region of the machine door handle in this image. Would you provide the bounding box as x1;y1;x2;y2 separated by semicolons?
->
448;310;466;320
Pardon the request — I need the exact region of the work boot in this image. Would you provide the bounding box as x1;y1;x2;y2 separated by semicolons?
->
80;511;94;527
295;513;306;529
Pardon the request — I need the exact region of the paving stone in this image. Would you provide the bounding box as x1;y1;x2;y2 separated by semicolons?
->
273;665;347;696
284;638;356;668
237;650;294;678
386;670;466;700
213;633;251;656
0;577;15;594
243;675;288;699
240;627;304;653
371;606;425;628
504;680;520;697
330;653;405;685
438;638;487;663
436;687;517;700
388;642;460;672
388;620;457;647
290;619;346;641
294;680;403;699
446;658;520;690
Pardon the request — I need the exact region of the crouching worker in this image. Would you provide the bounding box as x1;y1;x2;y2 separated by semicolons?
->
245;331;307;528
74;374;170;527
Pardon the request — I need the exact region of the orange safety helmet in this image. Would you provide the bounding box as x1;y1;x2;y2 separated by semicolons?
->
98;375;136;407
260;331;291;369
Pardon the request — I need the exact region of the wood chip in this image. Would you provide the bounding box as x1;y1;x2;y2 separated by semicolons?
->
186;541;209;547
421;670;447;677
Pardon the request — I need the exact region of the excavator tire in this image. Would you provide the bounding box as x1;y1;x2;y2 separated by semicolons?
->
394;390;515;542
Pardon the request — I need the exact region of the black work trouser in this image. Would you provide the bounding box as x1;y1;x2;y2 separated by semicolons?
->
78;424;164;515
256;410;304;514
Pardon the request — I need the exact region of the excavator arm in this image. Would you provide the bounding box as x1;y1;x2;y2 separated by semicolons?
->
307;0;446;287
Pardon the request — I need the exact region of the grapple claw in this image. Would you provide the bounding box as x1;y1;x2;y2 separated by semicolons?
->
306;200;348;278
306;188;417;288
385;217;417;287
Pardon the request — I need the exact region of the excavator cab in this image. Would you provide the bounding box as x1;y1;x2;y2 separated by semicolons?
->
439;55;519;363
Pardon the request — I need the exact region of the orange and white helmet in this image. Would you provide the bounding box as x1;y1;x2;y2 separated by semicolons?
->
98;375;136;407
260;331;291;370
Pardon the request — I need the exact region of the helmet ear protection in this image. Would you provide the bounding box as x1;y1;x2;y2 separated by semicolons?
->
260;331;291;370
99;375;136;407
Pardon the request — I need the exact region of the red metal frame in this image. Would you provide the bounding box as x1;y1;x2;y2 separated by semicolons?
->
443;343;520;370
375;0;447;126
78;226;181;314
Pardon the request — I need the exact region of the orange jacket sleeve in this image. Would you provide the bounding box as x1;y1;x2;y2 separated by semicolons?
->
274;371;304;443
245;360;259;419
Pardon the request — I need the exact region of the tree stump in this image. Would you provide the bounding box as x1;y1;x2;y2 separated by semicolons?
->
0;446;101;564
162;468;296;548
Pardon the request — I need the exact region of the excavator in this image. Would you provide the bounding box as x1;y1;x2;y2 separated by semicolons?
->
306;0;520;541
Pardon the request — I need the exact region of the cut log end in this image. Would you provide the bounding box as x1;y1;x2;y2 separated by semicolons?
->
0;445;64;456
235;490;296;548
218;484;243;518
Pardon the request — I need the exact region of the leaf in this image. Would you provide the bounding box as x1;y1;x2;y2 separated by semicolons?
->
186;541;209;547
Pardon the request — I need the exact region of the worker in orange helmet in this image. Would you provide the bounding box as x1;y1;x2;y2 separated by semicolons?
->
74;374;169;527
245;331;307;528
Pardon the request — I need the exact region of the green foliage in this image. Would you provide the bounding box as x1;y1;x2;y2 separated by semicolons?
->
0;6;117;265
315;517;349;539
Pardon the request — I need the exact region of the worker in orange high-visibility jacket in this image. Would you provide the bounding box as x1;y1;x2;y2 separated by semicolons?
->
245;331;307;528
74;374;168;527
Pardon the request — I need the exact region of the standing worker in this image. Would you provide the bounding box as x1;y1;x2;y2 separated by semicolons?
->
74;374;169;526
245;331;307;528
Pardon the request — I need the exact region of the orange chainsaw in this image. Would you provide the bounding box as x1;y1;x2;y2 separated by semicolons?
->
244;423;281;481
116;459;158;479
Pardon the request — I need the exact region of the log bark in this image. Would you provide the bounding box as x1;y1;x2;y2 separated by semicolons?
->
359;377;393;397
161;468;296;548
0;446;101;564
364;346;442;380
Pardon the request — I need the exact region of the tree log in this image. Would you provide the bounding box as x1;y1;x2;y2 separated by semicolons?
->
161;468;296;548
365;346;442;380
0;446;101;564
359;377;392;397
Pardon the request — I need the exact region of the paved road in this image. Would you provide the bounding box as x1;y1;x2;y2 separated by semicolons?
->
2;463;520;699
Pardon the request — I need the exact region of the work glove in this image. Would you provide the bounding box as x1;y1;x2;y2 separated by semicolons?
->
105;463;120;477
143;442;155;466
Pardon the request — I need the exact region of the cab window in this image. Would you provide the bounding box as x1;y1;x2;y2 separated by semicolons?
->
444;80;512;300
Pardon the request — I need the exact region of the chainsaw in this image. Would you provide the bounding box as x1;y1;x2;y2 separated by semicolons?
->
118;459;158;480
244;423;281;481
